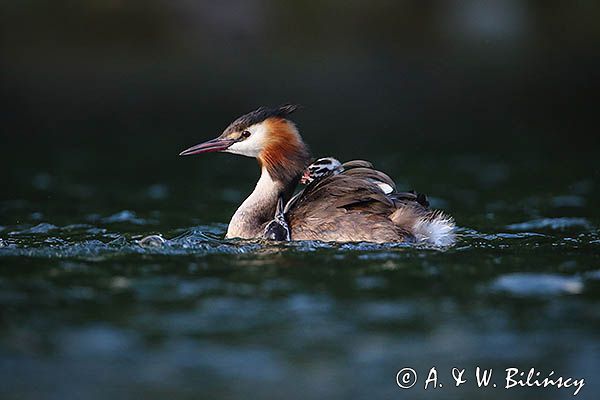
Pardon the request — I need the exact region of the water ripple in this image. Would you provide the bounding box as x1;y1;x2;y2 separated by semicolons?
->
98;210;153;225
8;222;59;235
506;217;591;231
1;221;599;260
491;273;584;296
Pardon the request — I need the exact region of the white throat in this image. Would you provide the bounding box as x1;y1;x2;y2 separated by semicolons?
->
226;166;282;239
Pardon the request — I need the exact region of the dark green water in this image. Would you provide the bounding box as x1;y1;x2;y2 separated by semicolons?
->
1;139;599;399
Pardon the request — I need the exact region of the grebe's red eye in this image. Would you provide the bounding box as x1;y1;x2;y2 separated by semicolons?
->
241;130;251;139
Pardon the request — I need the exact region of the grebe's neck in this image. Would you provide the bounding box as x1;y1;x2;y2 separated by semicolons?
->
225;120;310;239
225;167;291;239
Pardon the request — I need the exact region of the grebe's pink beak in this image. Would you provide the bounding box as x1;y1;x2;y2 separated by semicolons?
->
179;137;235;156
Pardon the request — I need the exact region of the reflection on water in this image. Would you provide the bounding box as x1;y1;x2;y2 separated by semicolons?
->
491;273;584;297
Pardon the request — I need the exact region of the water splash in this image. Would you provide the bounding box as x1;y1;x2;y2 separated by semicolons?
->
1;219;599;262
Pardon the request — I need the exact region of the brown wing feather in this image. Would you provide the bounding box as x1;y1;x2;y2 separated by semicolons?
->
341;167;397;192
286;160;430;242
341;160;373;169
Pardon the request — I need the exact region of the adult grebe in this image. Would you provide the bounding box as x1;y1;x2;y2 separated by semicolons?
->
179;105;455;245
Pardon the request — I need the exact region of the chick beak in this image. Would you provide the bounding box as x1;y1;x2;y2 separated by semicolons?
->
178;137;235;156
300;170;312;185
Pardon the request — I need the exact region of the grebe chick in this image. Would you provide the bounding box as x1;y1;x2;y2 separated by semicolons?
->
301;157;343;184
179;105;455;245
263;197;290;241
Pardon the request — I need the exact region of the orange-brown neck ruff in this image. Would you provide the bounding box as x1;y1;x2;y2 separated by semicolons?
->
258;118;310;184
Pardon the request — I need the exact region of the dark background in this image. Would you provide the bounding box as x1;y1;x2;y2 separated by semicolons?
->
2;1;599;216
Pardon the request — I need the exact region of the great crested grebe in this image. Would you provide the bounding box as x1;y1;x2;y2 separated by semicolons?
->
179;105;455;245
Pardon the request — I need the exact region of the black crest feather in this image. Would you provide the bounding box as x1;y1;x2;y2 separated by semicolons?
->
222;104;300;135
